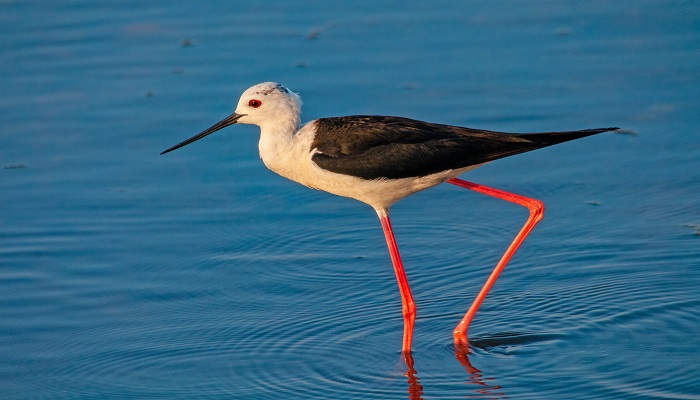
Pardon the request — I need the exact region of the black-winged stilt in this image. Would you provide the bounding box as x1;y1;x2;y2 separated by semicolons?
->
162;82;617;354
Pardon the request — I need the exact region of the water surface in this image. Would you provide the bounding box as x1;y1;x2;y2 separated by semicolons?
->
1;1;699;398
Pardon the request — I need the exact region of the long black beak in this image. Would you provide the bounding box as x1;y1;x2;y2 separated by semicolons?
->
160;112;245;155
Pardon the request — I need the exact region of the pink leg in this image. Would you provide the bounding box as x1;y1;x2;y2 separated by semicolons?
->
446;178;544;346
377;209;416;354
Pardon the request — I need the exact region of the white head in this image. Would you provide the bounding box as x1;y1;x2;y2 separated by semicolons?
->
234;82;302;129
161;82;302;155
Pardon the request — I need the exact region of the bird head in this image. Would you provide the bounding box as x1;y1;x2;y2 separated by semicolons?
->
160;82;302;155
234;82;302;129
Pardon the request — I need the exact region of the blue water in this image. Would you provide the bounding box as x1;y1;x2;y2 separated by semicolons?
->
1;1;699;398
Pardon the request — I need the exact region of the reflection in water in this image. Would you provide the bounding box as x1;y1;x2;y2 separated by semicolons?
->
454;346;506;399
401;349;505;400
403;352;424;400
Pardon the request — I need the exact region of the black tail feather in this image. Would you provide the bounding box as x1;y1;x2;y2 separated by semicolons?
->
520;127;619;146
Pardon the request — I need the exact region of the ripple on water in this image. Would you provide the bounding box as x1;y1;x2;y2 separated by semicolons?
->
455;272;700;399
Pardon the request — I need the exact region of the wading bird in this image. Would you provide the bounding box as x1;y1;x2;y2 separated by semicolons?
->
162;82;617;353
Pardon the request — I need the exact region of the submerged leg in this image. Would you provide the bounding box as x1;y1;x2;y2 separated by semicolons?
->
446;178;544;346
377;208;416;354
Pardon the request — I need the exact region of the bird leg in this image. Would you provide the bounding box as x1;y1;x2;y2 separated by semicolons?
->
377;209;416;354
446;178;544;347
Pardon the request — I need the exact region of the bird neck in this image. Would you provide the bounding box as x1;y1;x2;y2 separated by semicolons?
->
257;113;302;170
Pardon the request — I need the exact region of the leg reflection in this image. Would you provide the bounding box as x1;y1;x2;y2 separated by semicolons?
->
399;349;506;399
453;345;507;399
403;352;424;400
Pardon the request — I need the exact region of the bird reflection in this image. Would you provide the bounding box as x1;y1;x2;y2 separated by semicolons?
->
403;352;424;400
454;345;506;399
401;347;506;400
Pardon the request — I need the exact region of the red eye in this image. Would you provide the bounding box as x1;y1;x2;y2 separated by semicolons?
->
248;99;262;108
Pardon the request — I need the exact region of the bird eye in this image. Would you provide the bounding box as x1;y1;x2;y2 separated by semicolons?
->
248;99;262;108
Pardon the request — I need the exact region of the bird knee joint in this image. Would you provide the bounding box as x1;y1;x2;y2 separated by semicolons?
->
403;302;416;320
529;199;545;220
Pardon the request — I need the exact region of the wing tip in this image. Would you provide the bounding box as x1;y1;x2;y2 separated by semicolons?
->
583;127;619;134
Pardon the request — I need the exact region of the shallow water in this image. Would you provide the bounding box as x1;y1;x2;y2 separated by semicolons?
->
1;1;699;399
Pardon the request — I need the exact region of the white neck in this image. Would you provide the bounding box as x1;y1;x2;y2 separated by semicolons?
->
257;112;302;172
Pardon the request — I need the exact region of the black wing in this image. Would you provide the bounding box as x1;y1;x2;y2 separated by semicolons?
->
310;115;617;180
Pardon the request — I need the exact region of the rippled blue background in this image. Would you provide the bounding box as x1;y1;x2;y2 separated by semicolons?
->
1;1;698;398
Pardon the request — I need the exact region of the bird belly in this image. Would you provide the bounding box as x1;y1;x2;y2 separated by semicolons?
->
302;163;480;210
